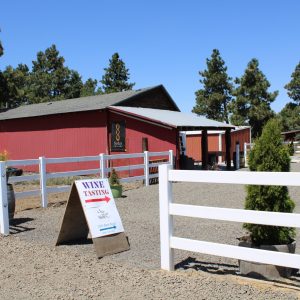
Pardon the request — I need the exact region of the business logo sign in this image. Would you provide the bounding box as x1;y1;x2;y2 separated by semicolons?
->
111;121;126;152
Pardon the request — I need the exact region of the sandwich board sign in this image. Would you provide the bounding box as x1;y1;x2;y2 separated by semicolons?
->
56;179;130;258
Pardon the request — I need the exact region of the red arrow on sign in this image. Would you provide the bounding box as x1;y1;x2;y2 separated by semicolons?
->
85;195;111;203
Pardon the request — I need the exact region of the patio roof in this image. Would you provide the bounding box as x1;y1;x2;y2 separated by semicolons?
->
109;106;235;131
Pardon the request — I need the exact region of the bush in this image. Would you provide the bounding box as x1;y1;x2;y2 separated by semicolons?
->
244;119;295;245
288;142;294;156
109;169;120;186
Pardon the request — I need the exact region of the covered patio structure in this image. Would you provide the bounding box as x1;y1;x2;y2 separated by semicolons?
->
109;106;235;170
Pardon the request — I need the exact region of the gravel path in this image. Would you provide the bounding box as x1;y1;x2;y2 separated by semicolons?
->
1;165;300;299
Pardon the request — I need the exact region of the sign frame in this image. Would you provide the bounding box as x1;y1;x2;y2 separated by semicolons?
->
56;179;130;258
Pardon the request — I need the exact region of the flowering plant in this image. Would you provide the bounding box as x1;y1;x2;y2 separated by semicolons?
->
0;150;23;181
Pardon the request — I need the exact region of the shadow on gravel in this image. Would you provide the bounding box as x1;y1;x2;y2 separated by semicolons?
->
9;217;35;235
58;238;93;246
176;256;300;289
175;256;238;275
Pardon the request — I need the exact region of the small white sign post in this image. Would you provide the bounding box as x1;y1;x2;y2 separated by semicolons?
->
56;179;129;258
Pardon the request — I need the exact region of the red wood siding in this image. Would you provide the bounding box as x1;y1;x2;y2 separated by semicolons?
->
0;110;108;172
0;109;177;174
221;128;251;159
186;134;219;161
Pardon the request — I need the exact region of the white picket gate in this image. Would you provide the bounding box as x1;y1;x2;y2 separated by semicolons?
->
159;164;300;271
0;150;173;235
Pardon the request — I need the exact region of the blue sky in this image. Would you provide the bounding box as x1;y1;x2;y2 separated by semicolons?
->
0;0;299;113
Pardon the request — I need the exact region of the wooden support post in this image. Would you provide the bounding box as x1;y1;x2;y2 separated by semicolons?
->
201;129;208;170
225;129;231;170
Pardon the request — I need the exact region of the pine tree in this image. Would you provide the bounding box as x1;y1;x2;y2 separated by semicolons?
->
0;29;3;57
279;103;300;131
192;49;233;123
100;53;135;94
231;59;277;138
279;61;300;131
81;78;99;97
0;40;3;57
285;61;300;105
244;119;295;245
0;64;30;108
28;44;83;103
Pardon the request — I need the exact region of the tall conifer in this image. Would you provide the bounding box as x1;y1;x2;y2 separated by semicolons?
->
193;49;233;123
231;59;277;138
100;53;135;94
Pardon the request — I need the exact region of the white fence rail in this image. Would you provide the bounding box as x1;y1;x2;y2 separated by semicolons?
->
159;164;300;271
0;150;173;235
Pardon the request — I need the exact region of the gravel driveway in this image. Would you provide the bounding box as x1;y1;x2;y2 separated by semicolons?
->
1;165;300;299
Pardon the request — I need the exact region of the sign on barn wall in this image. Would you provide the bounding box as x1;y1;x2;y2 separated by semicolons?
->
111;121;126;152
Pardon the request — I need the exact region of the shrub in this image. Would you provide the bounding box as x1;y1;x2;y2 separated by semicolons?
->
288;142;294;156
109;169;120;186
244;119;295;245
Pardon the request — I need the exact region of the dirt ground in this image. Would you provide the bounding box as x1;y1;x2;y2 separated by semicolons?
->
2;167;300;299
13;180;143;212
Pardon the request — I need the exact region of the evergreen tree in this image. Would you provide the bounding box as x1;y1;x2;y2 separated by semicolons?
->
231;59;277;138
193;49;233;123
278;102;300;131
0;29;3;57
244;119;295;245
81;78;99;97
0;64;30;108
279;61;300;131
100;53;135;94
0;29;5;107
28;44;83;103
63;70;83;99
285;61;300;105
0;39;3;57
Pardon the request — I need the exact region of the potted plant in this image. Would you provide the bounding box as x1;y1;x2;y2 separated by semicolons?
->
239;119;296;279
0;150;23;220
109;169;123;198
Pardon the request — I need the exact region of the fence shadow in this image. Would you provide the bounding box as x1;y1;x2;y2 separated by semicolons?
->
175;256;238;275
9;217;35;234
175;256;300;289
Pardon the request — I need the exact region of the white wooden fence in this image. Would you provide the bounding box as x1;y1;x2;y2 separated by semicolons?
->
159;164;300;271
0;150;173;235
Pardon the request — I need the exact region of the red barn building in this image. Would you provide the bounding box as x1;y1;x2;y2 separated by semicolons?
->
0;85;234;172
180;126;251;165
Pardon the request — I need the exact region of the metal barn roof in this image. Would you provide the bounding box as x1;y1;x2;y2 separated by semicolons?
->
0;85;179;121
109;106;234;130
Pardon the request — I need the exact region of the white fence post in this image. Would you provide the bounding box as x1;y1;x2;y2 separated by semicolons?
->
235;143;240;170
0;161;9;235
244;142;248;167
169;150;174;167
100;154;106;178
159;164;174;271
144;151;149;187
39;156;48;208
